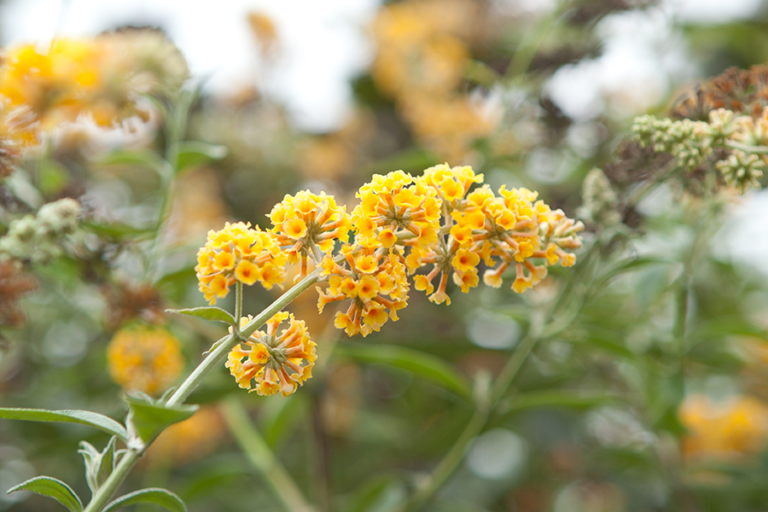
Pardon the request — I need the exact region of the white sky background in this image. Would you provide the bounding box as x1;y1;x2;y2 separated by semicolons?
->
0;0;381;132
0;0;762;130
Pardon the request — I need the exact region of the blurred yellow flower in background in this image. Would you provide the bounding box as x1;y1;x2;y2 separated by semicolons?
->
679;394;768;460
0;31;187;145
370;0;493;161
145;406;224;466
107;326;185;396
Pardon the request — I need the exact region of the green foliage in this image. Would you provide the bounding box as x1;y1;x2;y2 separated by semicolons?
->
7;476;83;512
337;343;472;400
166;307;236;325
103;489;187;512
125;395;198;444
0;408;128;442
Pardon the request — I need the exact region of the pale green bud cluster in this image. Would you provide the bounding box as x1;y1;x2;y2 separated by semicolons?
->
0;198;81;264
632;115;711;169
578;168;621;227
632;108;765;193
716;151;764;193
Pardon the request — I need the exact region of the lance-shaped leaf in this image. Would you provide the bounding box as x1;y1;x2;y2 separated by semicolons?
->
338;344;472;400
173;141;228;173
7;476;83;512
78;436;117;495
0;408;127;442
103;488;187;512
82;221;154;241
98;149;167;175
498;391;620;417
125;396;198;443
166;307;235;325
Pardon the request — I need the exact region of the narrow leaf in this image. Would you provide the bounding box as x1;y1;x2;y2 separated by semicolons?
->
166;307;235;325
500;391;619;416
7;476;83;512
103;488;187;512
173;141;228;173
98;149;166;173
96;437;117;491
0;408;127;442
82;221;154;240
338;344;471;399
126;396;198;443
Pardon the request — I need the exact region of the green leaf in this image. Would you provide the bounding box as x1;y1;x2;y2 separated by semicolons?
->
0;408;127;442
98;149;166;174
173;141;228;173
7;476;83;512
593;256;673;293
338;344;471;399
499;391;619;416
82;221;154;241
37;159;69;196
79;437;117;495
125;396;198;443
103;488;187;512
166;307;236;325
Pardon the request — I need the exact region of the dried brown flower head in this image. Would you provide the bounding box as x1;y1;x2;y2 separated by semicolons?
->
672;65;768;120
0;262;37;327
103;282;164;331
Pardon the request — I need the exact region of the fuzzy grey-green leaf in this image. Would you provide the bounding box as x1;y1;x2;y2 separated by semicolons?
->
174;141;228;173
166;306;236;325
103;488;187;512
125;396;198;443
7;476;83;512
0;408;127;442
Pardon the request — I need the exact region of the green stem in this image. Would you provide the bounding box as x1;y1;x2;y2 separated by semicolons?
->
83;450;141;512
223;397;316;512
235;281;243;325
725;141;768;154
309;393;331;512
405;408;488;512
166;266;324;408
402;328;542;512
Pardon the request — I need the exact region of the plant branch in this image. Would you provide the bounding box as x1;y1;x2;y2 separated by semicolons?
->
83;449;141;512
166;266;324;407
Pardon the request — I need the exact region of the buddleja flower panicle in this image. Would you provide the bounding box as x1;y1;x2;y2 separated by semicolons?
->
226;312;316;396
195;165;581;393
196;221;287;304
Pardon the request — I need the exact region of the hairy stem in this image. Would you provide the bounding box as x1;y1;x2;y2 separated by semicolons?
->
223;397;316;512
83;449;141;512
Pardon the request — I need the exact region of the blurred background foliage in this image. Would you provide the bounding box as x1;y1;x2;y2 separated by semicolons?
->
3;0;768;511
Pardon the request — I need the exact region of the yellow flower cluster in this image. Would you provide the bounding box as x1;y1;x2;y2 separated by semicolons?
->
0;32;187;145
370;0;493;161
226;312;316;396
408;164;582;302
679;394;768;460
351;170;441;249
107;326;184;396
196;222;287;304
270;191;351;280
317;245;409;337
206;164;581;395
